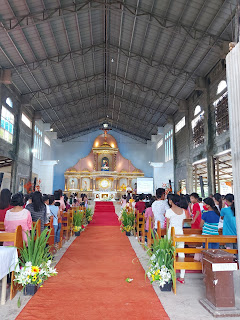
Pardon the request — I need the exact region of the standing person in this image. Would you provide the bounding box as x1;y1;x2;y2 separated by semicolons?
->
0;189;12;222
121;195;127;208
49;195;61;246
43;194;51;222
213;193;223;229
165;194;186;284
26;191;46;233
135;194;146;213
220;194;237;250
152;188;169;230
200;197;220;249
4;193;32;246
54;189;66;211
190;193;202;229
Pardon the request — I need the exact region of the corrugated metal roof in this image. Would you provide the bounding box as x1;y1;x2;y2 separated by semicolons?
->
0;0;237;140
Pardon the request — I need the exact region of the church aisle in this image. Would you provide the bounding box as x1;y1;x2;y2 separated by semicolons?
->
17;204;169;320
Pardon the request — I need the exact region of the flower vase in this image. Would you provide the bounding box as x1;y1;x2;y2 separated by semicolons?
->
23;284;38;296
75;231;81;236
160;281;172;292
126;231;131;236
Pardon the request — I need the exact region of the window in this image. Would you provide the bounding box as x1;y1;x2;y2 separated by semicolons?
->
175;116;186;133
21;113;32;129
156;138;163;150
194;105;201;116
214;85;229;135
217;80;227;95
33;124;43;160
44;136;50;146
192;111;204;148
0;106;14;144
165;129;173;162
6;97;13;108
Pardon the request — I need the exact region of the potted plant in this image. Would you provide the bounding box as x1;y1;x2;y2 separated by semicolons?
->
73;212;83;236
119;208;135;236
85;208;93;224
14;224;57;296
146;232;175;291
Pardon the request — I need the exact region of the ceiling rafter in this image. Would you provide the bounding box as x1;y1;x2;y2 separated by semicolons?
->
0;0;231;45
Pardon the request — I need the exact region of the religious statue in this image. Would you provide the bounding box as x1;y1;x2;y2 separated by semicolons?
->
101;157;109;171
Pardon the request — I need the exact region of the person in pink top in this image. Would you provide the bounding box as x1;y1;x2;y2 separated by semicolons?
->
54;189;66;211
4;193;32;246
144;200;154;232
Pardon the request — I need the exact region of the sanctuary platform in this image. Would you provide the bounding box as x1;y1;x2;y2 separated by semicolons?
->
64;133;144;200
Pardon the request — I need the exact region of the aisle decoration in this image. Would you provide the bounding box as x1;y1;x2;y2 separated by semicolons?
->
73;211;84;236
14;224;57;296
146;232;175;291
85;207;93;223
119;208;135;236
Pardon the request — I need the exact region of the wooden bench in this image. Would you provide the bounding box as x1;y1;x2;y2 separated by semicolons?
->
171;227;238;294
44;216;55;253
62;211;71;241
0;222;4;231
0;225;23;302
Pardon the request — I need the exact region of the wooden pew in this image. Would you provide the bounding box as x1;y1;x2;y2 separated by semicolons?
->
44;216;55;253
62;211;71;241
0;222;4;231
69;208;74;236
171;227;238;294
0;225;23;301
147;218;162;248
136;211;145;241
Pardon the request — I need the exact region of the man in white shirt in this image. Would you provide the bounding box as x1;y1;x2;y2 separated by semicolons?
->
152;188;169;229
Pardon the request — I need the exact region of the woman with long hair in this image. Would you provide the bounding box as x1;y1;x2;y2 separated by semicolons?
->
0;189;12;221
166;194;186;284
200;197;220;249
26;191;46;232
4;193;32;246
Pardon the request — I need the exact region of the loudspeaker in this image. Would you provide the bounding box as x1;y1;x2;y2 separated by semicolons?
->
0;173;4;188
33;177;37;191
0;70;12;84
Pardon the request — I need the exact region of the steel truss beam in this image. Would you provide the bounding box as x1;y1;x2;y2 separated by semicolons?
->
0;1;232;44
22;72;179;105
7;42;194;80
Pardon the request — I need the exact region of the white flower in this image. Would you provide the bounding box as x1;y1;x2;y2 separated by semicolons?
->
25;261;32;267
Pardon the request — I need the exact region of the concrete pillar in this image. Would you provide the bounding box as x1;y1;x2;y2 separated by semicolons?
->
226;42;240;261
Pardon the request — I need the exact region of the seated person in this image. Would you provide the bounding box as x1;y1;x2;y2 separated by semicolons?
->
135;194;146;213
4;193;32;246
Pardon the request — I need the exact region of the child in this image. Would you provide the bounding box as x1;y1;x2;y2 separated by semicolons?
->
49;195;61;246
144;201;154;242
190;193;202;229
121;195;127;208
200;197;220;249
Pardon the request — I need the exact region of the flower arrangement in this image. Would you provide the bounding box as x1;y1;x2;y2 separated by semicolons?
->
119;208;135;233
14;261;57;287
73;224;85;233
147;263;172;288
85;208;93;222
146;231;175;289
73;211;83;228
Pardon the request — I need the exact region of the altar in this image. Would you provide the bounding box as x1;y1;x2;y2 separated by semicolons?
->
64;133;144;200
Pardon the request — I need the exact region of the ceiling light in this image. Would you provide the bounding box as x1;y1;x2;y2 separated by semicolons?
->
111;58;114;62
103;123;108;128
50;128;53;132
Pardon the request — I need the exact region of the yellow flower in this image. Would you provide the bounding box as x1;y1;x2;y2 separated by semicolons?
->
152;275;155;281
155;271;158;275
32;276;37;281
31;266;40;273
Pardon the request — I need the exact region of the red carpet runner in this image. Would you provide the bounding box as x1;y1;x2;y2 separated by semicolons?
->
17;202;169;320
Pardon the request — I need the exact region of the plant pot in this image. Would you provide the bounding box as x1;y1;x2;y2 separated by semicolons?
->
23;284;38;296
160;281;172;292
126;231;131;236
75;231;81;236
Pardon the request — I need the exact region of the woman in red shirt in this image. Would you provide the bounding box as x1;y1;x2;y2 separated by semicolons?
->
190;193;202;229
0;189;12;222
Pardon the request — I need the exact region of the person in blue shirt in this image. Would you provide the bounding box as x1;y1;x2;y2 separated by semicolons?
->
220;194;237;250
49;195;61;246
200;197;220;249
